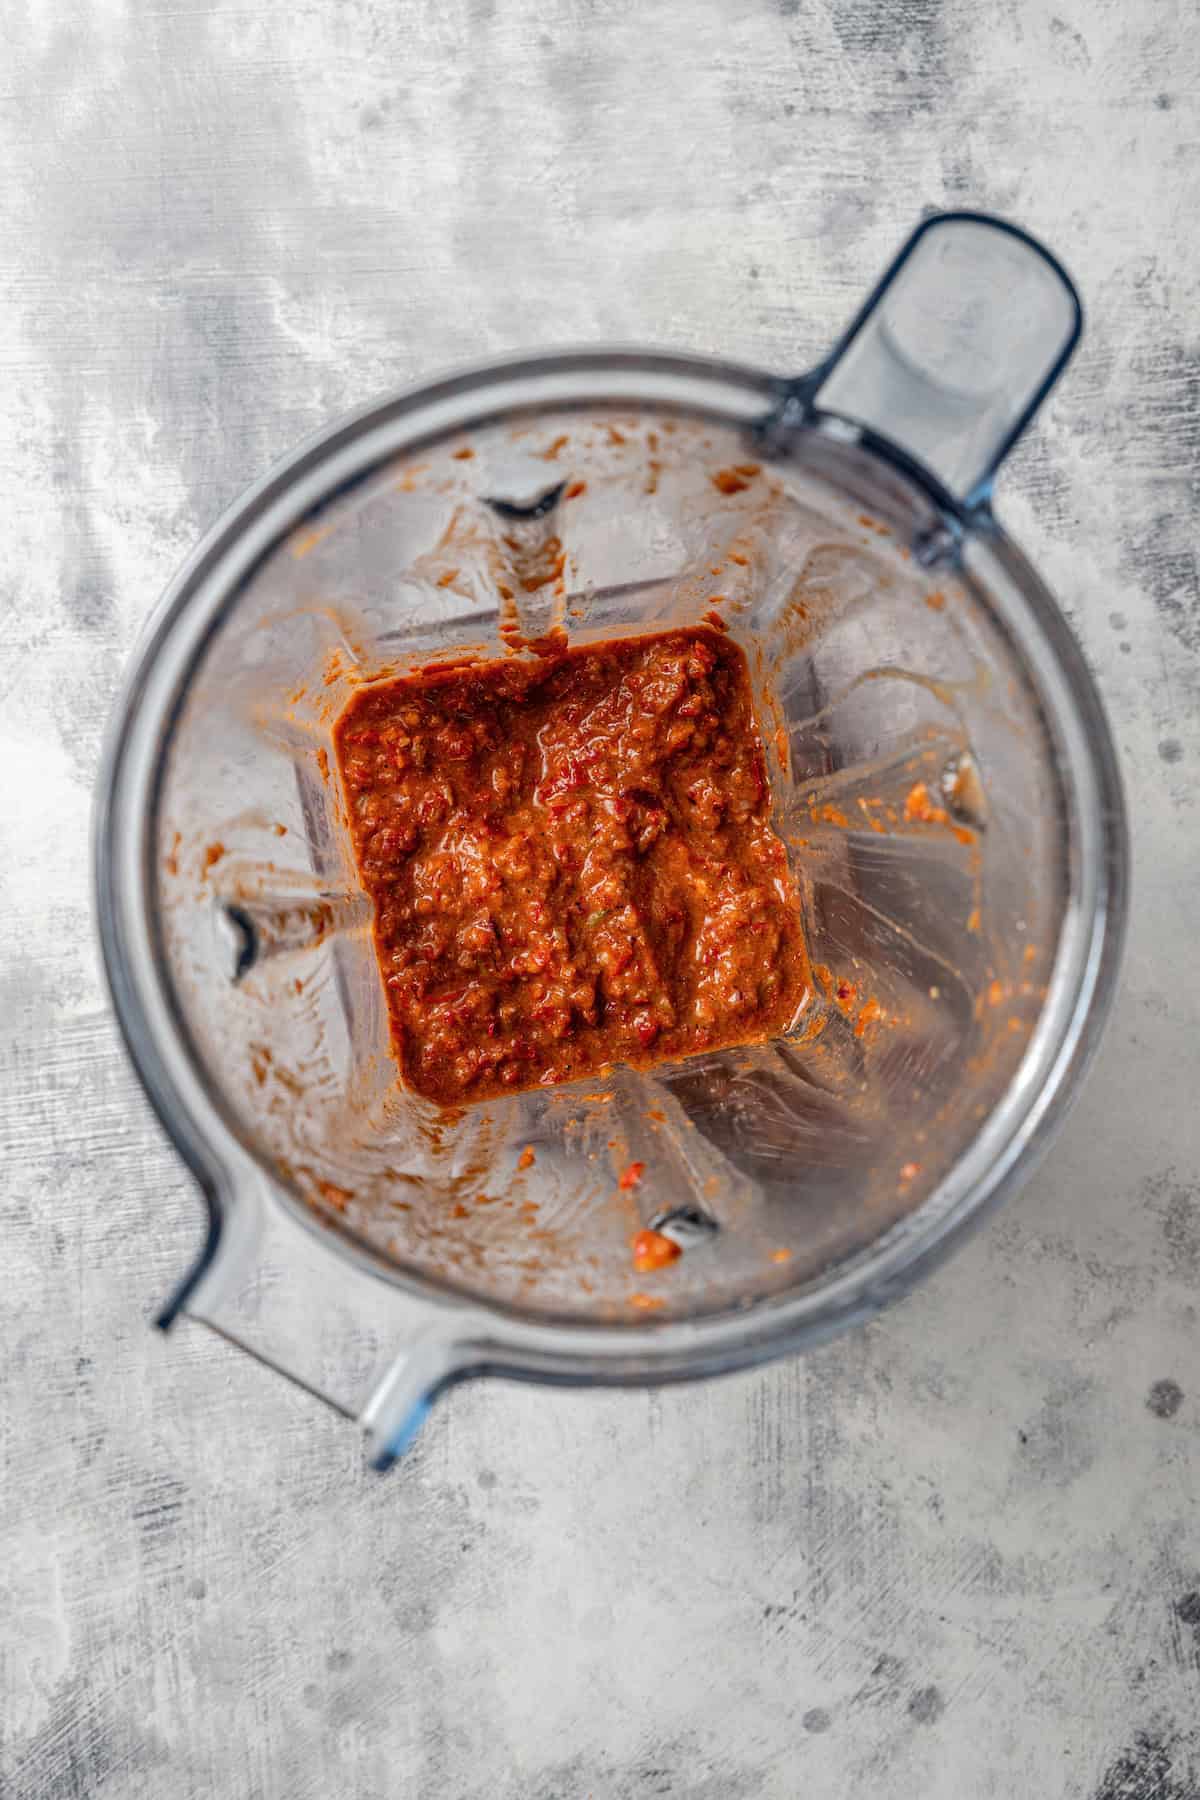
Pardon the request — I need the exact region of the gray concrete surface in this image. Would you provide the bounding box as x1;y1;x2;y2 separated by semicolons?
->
2;2;1198;1795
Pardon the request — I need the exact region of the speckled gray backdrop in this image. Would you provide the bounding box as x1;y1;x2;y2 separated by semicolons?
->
1;2;1198;1796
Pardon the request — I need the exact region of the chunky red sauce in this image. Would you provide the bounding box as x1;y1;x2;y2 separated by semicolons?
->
333;627;808;1106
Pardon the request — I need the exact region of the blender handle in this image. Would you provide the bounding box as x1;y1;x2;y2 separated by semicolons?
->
791;210;1082;512
160;1173;482;1468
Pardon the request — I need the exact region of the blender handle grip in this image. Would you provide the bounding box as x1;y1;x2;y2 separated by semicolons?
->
794;210;1083;511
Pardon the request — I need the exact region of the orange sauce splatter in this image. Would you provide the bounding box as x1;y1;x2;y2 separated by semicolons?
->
632;1229;681;1273
316;1179;353;1213
291;524;332;560
712;467;752;495
519;550;566;593
857;796;888;835
855;997;884;1038
904;780;950;827
452;446;475;460
517;1145;536;1171
619;1161;645;1191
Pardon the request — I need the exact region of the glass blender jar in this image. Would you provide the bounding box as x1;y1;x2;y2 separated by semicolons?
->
95;212;1127;1465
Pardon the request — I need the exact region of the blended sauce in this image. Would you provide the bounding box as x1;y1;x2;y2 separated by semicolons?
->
333;627;808;1106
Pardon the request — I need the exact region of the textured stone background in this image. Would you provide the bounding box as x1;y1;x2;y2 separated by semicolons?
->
2;2;1198;1796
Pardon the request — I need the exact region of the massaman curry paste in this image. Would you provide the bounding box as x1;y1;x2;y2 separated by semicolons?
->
333;627;809;1106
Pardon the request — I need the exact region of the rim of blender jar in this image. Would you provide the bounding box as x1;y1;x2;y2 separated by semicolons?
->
94;348;1128;1387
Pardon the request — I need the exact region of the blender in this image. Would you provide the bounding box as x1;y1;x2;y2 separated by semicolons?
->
95;212;1127;1465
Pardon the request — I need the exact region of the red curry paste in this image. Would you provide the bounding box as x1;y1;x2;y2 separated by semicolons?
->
333;627;808;1106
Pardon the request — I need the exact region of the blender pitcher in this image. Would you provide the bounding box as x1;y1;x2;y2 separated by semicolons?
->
95;212;1127;1466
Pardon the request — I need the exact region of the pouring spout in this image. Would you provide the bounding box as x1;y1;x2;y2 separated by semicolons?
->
361;1336;480;1469
161;1167;483;1468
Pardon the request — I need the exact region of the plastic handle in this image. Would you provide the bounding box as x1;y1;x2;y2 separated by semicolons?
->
805;211;1082;509
160;1174;479;1468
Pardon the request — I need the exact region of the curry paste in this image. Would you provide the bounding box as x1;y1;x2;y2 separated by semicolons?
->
333;627;808;1106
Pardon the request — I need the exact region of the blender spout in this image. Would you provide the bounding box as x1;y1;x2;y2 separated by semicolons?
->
361;1336;481;1470
159;1169;483;1467
777;210;1083;513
